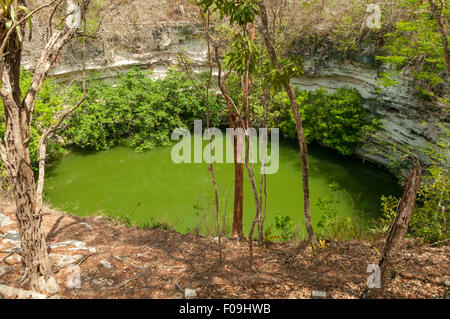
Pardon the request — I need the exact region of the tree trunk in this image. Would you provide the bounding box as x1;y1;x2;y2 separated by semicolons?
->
257;1;318;249
361;164;422;299
0;0;84;289
1;45;52;289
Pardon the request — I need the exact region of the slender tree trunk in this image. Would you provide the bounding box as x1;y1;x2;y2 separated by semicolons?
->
361;164;422;299
257;1;318;249
427;0;450;100
232;122;244;239
206;26;245;240
0;34;53;289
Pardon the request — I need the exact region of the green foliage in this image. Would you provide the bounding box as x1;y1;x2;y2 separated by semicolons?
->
65;68;224;152
223;32;260;75
411;128;449;243
376;0;449;100
140;216;172;230
270;87;380;155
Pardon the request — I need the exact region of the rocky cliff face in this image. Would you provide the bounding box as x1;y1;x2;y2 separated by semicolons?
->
294;58;448;167
22;22;448;169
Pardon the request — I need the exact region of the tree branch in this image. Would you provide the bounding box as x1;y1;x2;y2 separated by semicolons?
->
35;0;89;211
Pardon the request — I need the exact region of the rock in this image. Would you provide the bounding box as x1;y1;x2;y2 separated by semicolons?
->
173;5;185;16
99;260;112;269
5;230;19;240
0;213;12;227
80;222;93;230
49;240;96;253
4;247;21;254
184;288;197;299
49;240;86;249
443;280;450;288
293;57;448;167
0;284;47;299
4;253;21;263
50;254;82;268
311;290;327;299
38;276;60;295
91;279;103;286
159;34;172;50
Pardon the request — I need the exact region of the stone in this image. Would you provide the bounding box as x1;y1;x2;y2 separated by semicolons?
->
0;213;12;227
311;290;327;299
0;265;11;276
49;240;86;249
91;279;103;286
50;254;82;268
80;222;93;230
38;276;60;295
184;288;197;299
173;5;185;16
99;260;112;269
49;240;96;253
5;230;19;240
4;247;21;254
0;284;47;299
160;34;172;50
4;253;21;263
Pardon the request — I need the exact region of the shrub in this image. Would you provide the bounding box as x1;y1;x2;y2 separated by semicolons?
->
316;182;362;240
65;68;225;152
274;214;295;241
270;87;380;155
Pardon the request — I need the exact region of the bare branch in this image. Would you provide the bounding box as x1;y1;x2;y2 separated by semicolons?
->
23;0;87;116
36;94;87;210
35;0;90;211
47;0;65;40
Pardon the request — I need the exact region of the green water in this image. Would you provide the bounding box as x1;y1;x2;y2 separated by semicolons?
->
44;137;400;235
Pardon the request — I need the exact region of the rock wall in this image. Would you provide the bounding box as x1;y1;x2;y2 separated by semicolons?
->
22;22;449;169
294;58;448;167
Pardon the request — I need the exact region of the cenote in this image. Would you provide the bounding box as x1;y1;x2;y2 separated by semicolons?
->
44;136;401;236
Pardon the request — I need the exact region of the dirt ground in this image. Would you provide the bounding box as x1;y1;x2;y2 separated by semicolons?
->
0;199;449;299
